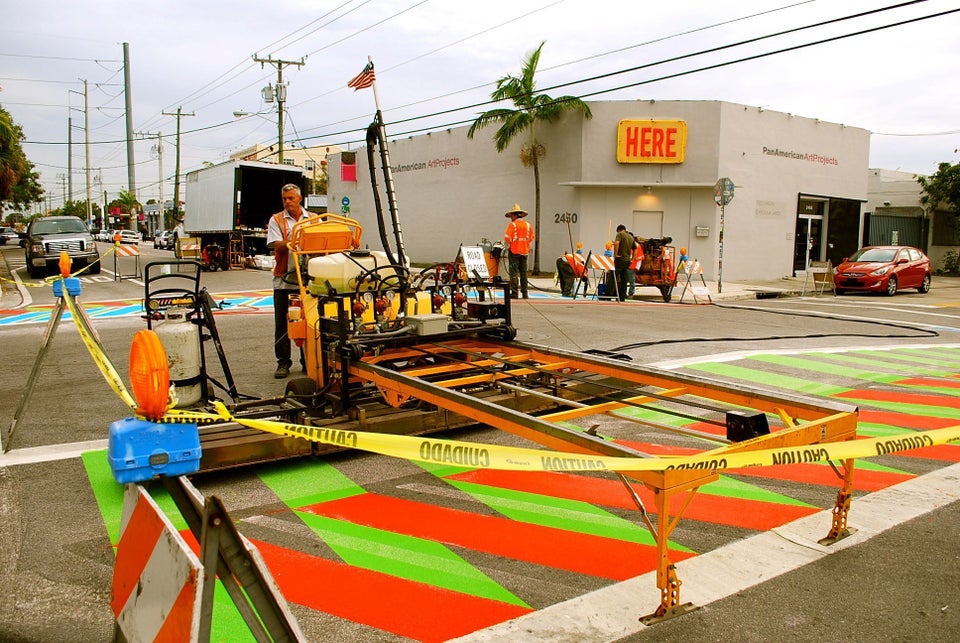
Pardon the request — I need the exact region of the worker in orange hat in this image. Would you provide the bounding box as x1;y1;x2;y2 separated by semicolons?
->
503;203;534;299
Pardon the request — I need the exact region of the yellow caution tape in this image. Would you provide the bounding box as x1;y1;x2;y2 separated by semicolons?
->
210;402;960;473
0;247;112;287
62;289;137;410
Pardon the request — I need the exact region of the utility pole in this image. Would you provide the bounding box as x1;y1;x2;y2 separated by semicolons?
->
67;117;73;201
135;130;164;235
56;174;67;207
83;80;93;229
162;108;194;224
252;55;304;164
123;42;137;230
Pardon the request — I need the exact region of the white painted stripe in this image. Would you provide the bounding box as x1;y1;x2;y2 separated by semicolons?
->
449;461;960;643
0;439;108;467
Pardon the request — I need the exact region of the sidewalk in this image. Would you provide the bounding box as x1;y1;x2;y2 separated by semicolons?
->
525;273;809;302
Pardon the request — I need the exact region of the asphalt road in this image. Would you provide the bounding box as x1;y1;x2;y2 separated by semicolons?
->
1;243;959;641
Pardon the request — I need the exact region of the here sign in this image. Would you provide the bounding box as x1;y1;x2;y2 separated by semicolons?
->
617;119;687;164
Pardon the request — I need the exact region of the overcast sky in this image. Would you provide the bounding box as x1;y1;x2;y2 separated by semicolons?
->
2;0;959;208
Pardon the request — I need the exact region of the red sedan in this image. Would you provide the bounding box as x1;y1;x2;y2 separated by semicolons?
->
833;245;932;296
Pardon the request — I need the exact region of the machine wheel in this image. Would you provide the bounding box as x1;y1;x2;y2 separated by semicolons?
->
285;377;318;402
25;260;38;278
885;275;898;296
88;260;101;275
659;285;673;302
835;288;846;296
918;273;931;293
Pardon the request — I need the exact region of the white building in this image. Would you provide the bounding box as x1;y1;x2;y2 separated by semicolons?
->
327;100;872;281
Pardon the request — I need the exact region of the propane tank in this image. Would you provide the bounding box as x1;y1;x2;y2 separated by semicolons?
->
153;307;202;407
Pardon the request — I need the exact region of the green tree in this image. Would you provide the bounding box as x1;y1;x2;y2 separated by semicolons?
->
52;200;90;219
1;105;43;211
467;41;592;273
918;161;960;214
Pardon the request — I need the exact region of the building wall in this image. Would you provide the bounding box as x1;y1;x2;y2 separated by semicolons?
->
714;104;869;279
328;100;871;281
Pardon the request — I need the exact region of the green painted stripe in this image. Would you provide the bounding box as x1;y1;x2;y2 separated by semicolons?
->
899;383;960;397
446;479;692;552
82;449;187;541
295;511;528;607
685;362;848;397
810;351;952;377
82;450;126;545
614;405;718;429
700;475;814;506
747;354;901;385
858;349;960;371
415;460;473;478
894;348;960;368
859;421;940;438
257;458;364;508
840;398;960;420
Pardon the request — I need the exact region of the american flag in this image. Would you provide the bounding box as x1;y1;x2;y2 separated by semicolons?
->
347;62;375;91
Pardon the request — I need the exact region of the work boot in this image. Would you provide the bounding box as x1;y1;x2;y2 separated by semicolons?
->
274;364;290;379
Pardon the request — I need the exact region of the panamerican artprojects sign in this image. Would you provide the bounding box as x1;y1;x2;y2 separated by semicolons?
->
617;119;687;164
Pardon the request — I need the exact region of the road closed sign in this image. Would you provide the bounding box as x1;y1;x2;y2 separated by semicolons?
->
617;119;687;164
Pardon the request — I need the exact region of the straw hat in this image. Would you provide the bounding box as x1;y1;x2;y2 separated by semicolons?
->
505;203;528;218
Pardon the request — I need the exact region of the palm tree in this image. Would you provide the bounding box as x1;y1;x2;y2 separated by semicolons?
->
468;41;592;273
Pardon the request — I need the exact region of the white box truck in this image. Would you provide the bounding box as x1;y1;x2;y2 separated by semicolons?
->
183;159;307;269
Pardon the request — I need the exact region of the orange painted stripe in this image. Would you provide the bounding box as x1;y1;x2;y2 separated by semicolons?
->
618;440;913;492
250;538;531;643
153;568;199;642
836;388;960;408
896;377;960;389
447;469;817;532
302;493;692;580
111;495;166;617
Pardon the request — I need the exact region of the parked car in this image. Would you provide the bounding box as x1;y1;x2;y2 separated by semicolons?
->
0;226;19;245
154;230;173;250
833;245;931;296
23;216;101;277
109;229;140;245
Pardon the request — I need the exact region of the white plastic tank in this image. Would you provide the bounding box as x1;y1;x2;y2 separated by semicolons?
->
153;307;202;407
308;250;396;292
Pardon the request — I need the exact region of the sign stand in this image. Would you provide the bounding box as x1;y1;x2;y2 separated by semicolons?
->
677;259;712;304
801;260;835;296
713;177;734;294
113;243;142;281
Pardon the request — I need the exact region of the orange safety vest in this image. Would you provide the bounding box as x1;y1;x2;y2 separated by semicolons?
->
564;253;586;277
629;241;645;270
505;219;534;255
272;210;314;277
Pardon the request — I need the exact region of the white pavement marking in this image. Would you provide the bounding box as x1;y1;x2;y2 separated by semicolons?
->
0;439;108;467
451;461;960;643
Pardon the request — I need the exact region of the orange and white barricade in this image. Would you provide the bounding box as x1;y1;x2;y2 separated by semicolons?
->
113;242;142;280
112;484;204;642
589;253;619;300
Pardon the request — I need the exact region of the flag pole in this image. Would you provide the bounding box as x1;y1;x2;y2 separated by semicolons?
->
367;56;406;265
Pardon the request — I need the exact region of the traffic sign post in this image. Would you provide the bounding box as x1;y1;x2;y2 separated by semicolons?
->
714;178;734;294
341;196;350;214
